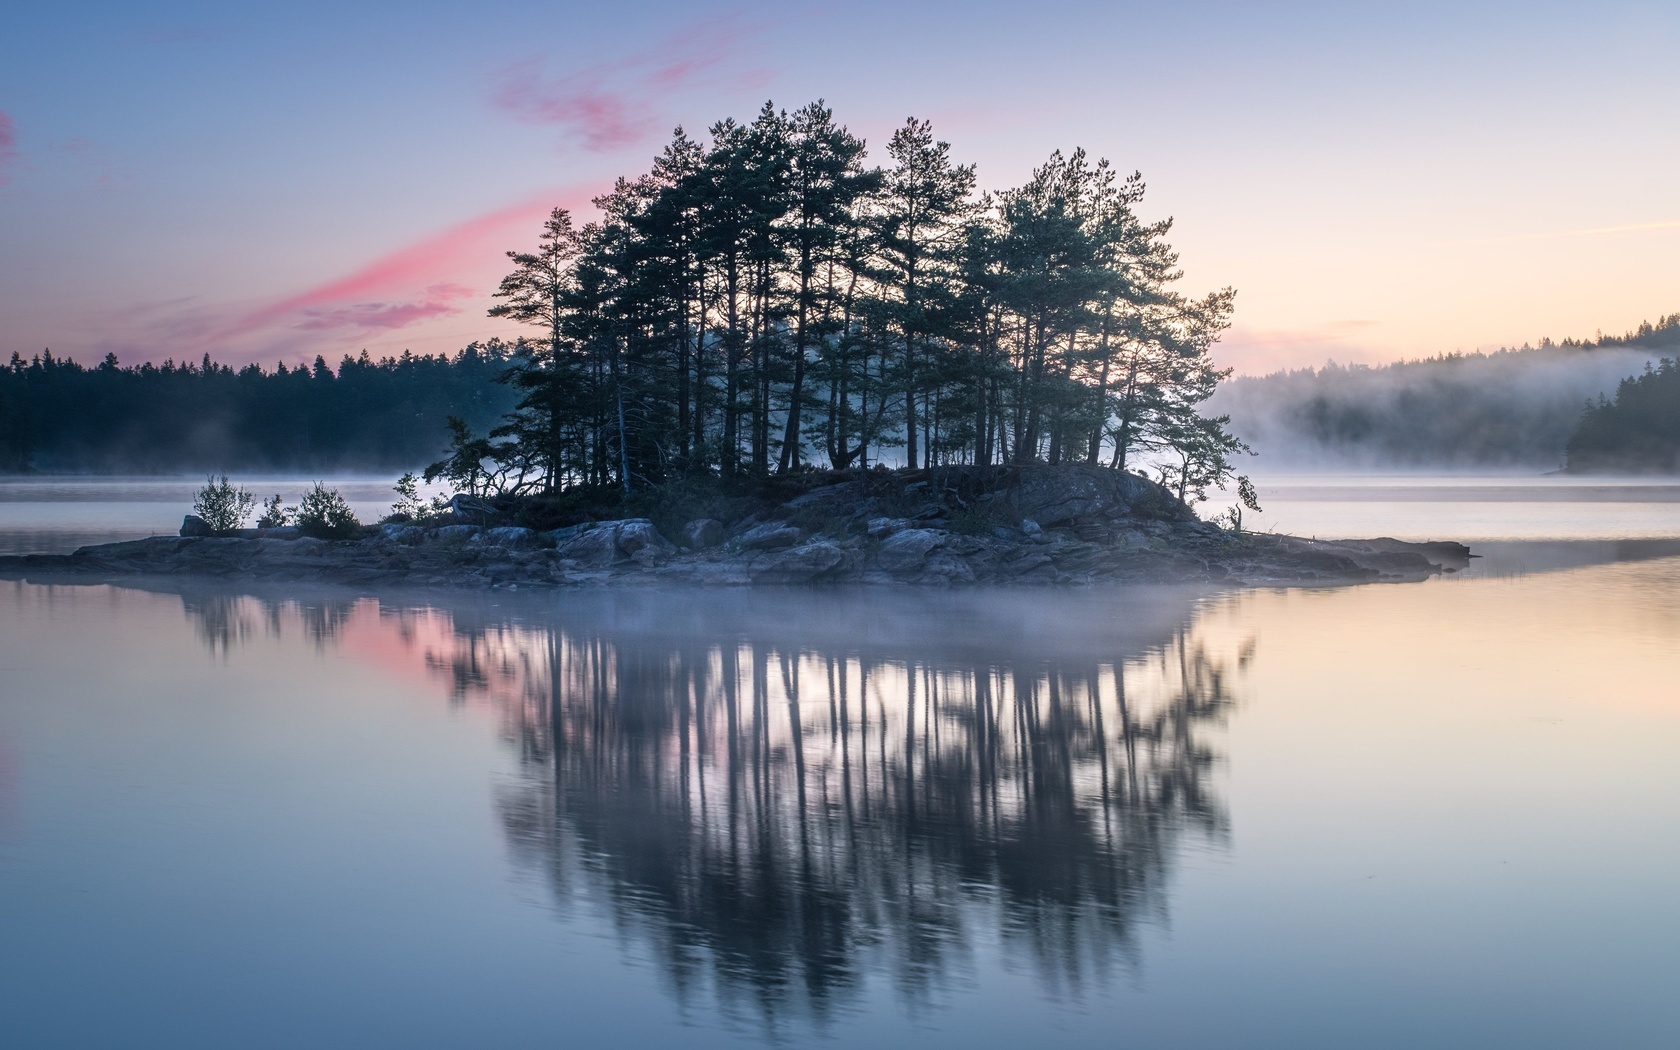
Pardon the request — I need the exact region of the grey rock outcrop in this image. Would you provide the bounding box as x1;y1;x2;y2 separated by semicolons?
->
734;522;804;551
683;518;726;549
876;528;948;576
481;526;540;549
750;541;847;584
1006;464;1189;526
180;514;213;538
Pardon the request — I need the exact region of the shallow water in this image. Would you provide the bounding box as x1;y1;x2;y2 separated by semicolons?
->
1;478;1677;1048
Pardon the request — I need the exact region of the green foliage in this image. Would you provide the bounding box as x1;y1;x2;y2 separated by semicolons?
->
458;100;1236;498
294;482;361;538
1566;357;1680;472
191;475;255;535
256;494;293;528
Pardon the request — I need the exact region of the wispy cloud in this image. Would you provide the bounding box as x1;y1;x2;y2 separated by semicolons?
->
89;189;602;365
292;284;473;332
0;111;19;184
492;15;769;151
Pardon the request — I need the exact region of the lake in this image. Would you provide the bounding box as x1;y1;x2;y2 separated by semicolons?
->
1;475;1676;1048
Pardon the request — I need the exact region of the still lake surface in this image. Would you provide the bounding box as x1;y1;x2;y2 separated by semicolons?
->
1;475;1677;1048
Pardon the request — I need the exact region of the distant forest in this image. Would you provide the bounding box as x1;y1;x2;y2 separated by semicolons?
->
1566;357;1680;472
1210;315;1680;469
0;345;516;473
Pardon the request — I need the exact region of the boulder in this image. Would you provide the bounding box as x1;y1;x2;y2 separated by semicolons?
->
682;518;727;549
542;523;595;545
734;522;804;551
1009;464;1191;526
750;541;846;584
558;525;623;568
482;526;540;549
179;514;213;538
431;524;481;543
876;528;948;575
615;520;673;557
378;523;424;544
867;516;914;539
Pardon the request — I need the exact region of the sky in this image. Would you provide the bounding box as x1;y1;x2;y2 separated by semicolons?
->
2;0;1678;376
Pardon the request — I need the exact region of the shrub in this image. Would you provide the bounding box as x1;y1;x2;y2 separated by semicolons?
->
192;475;255;535
387;471;451;524
256;494;293;528
294;482;361;538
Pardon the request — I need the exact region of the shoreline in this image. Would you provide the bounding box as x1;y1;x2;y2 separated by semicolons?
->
0;520;1470;590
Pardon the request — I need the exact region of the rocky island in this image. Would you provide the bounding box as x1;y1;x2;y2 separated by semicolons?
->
0;465;1469;589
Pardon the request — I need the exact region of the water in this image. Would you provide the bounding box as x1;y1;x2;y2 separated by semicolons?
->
1;477;1677;1048
0;476;412;556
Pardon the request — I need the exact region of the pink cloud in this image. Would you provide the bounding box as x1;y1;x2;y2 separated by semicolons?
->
234;193;572;338
492;15;769;152
0;111;18;183
74;187;604;367
293;284;473;332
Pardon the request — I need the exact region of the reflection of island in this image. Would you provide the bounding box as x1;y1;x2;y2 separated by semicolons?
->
176;587;1246;1029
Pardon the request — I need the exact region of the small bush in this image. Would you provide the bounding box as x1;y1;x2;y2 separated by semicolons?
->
388;471;451;524
256;494;293;528
192;475;255;535
295;482;361;538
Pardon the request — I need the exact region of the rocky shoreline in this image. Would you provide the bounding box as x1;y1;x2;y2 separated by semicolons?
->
0;466;1470;589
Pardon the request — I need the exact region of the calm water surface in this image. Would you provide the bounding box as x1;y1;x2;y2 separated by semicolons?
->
1;478;1677;1048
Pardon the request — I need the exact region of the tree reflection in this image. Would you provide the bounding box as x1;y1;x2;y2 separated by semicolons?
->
175;587;1245;1031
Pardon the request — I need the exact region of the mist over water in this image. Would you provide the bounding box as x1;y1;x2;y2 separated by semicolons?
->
1212;345;1670;469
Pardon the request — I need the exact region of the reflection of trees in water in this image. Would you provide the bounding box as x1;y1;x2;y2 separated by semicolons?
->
475;617;1241;1030
171;587;1245;1031
178;592;363;656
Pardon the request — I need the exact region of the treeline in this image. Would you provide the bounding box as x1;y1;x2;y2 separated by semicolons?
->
0;345;517;473
467;101;1240;500
1209;315;1680;469
1566;357;1680;472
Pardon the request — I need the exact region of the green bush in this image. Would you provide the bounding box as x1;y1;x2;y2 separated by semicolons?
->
294;482;361;538
192;475;255;535
256;494;293;528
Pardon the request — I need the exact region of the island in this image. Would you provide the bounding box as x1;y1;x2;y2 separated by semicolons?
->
0;465;1468;588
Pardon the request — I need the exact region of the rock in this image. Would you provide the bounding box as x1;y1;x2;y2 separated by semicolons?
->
1009;464;1191;526
615;520;673;557
782;482;860;511
431;524;481;543
682;518;726;549
378;523;425;544
1020;518;1042;537
867;517;914;538
542;523;595;545
257;526;301;540
558;525;623;567
180;514;213;538
876;528;948;575
735;522;804;551
919;552;976;584
751;541;846;584
482;526;540;549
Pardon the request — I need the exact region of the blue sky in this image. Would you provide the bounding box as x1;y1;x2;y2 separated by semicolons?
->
3;0;1678;372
